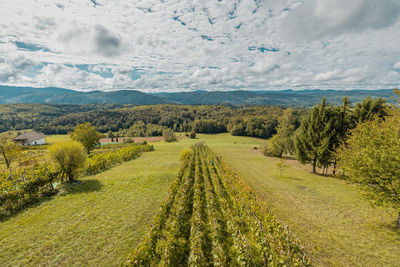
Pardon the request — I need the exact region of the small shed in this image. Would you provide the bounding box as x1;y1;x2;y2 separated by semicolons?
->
14;132;46;146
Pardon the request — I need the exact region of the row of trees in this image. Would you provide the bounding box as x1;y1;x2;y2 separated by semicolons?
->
295;96;387;174
337;90;400;226
266;93;400;226
117;122;165;137
265;96;388;174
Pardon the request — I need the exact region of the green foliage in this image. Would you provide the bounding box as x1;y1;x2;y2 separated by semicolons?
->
29;104;288;138
0;142;153;218
268;108;297;157
48;141;87;181
189;131;196;139
0;103;121;134
294;96;388;174
192;119;226;134
119;122;165;137
352;96;388;123
0;132;22;169
337;115;400;225
180;148;193;161
163;129;177;142
295;98;337;173
262;136;283;157
229;115;280;139
127;145;309;266
0;165;58;218
124;138;134;143
70;122;103;153
84;144;154;176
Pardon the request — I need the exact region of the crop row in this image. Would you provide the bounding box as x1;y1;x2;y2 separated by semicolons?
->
84;143;154;176
126;144;309;266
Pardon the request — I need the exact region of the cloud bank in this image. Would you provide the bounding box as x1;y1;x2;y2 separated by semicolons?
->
0;0;399;92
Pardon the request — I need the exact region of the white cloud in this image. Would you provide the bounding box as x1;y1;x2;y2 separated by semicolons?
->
0;0;399;92
314;71;341;82
52;23;126;58
0;54;36;82
283;0;400;42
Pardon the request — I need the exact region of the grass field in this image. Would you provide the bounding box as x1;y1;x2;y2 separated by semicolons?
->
46;134;71;144
1;134;399;266
200;134;400;266
0;140;188;266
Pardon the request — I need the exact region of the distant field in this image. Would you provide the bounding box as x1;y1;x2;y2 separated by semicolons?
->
46;134;71;144
1;134;399;266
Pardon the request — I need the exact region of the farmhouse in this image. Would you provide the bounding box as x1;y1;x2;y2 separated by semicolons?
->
14;132;46;146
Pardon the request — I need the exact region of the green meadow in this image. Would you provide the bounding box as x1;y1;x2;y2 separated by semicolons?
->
1;134;399;266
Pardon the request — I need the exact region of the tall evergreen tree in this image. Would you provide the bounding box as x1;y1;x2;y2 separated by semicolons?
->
352;96;388;124
330;97;352;174
295;98;336;173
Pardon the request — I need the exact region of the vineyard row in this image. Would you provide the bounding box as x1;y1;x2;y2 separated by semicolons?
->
127;144;309;266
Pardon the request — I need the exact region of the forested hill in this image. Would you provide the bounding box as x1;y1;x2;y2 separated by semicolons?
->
0;85;395;107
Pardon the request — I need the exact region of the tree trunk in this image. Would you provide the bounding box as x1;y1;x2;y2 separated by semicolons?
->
312;158;316;174
333;160;337;176
397;211;400;228
2;151;10;169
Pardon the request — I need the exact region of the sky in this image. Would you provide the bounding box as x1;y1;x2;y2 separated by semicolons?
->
0;0;400;92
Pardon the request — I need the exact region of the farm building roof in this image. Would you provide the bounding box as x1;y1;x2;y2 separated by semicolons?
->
14;132;45;142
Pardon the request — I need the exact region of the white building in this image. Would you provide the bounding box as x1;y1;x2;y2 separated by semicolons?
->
14;132;46;146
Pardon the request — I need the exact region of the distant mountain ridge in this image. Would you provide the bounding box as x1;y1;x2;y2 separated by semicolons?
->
0;85;396;107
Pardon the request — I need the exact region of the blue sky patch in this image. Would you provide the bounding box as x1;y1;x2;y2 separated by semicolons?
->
15;41;50;52
201;35;213;41
248;46;280;53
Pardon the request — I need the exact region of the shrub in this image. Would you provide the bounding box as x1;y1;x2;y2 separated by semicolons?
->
262;143;281;157
163;129;176;142
48;141;87;181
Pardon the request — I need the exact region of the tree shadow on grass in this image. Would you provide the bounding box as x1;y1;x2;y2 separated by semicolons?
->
0;179;102;222
58;179;103;195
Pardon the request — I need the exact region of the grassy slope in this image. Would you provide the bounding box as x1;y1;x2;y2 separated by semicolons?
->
0;140;192;266
2;134;400;266
200;133;400;266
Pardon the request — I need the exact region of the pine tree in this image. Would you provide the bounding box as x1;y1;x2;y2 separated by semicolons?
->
295;98;336;173
352;96;388;123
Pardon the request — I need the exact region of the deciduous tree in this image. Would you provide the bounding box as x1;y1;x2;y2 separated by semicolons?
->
270;108;297;157
163;129;177;142
337;115;400;227
70;122;102;153
0;133;22;169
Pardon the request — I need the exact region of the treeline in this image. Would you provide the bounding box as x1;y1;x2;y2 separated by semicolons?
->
31;105;289;139
265;96;388;174
0;103;125;133
267;91;400;226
